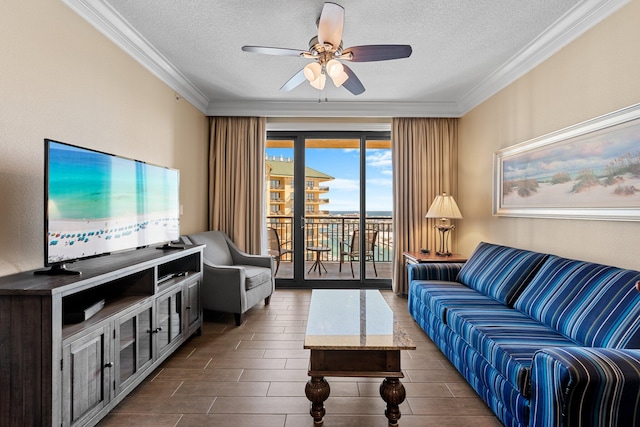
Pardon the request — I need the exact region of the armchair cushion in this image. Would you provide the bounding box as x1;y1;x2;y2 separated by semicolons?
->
244;265;272;290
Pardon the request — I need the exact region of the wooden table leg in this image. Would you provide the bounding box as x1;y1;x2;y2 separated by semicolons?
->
305;376;330;424
380;377;406;426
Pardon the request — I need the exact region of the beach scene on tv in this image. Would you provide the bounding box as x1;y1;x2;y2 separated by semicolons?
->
502;122;640;208
47;142;180;264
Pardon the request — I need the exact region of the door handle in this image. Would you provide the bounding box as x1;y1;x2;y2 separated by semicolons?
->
301;215;306;230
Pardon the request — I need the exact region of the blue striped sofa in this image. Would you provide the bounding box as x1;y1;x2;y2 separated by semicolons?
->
408;242;640;427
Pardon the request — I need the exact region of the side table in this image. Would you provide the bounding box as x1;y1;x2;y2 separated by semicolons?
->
403;251;467;264
307;246;330;276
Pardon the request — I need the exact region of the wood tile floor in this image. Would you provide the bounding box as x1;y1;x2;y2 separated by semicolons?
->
98;289;502;427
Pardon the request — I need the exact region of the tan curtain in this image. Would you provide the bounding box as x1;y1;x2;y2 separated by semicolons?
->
209;116;266;253
392;118;458;295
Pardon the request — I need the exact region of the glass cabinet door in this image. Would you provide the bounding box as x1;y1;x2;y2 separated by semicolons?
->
156;288;182;356
116;301;153;391
61;325;111;426
185;278;201;334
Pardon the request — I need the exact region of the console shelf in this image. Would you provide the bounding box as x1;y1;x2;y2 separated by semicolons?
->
0;245;204;427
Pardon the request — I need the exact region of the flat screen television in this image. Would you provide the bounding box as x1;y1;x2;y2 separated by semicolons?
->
39;139;180;275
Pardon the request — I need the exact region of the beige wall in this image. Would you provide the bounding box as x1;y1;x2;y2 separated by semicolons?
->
0;0;208;275
458;0;640;270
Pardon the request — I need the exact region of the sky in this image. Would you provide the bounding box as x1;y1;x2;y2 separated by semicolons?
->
266;146;393;213
503;122;640;181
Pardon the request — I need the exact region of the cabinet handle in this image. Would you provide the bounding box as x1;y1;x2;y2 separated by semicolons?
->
104;362;114;368
186;306;191;310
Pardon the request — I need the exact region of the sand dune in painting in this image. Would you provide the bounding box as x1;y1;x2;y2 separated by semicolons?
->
503;172;640;208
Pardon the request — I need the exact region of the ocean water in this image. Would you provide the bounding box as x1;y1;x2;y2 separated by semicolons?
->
329;211;392;217
48;142;179;221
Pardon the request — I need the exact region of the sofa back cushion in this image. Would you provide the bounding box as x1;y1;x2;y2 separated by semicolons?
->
456;242;548;306
514;255;640;348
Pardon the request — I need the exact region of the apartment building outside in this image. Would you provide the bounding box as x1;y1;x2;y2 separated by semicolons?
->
266;156;334;216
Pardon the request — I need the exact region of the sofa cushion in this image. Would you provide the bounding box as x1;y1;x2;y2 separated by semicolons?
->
514;255;640;348
436;319;531;426
410;280;504;323
447;307;578;396
456;242;548;306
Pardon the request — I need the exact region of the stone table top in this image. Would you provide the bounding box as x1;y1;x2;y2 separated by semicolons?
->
304;289;416;351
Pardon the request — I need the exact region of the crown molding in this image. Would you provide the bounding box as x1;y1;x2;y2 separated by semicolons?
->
63;0;627;118
457;0;630;115
62;0;210;113
206;100;462;117
266;120;391;132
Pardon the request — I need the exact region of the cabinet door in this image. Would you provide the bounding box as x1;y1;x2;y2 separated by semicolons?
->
185;278;201;335
155;287;183;357
115;301;154;394
61;325;111;427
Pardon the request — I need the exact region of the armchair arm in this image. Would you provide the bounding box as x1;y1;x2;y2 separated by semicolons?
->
201;262;247;313
339;239;352;250
407;263;464;282
530;347;640;427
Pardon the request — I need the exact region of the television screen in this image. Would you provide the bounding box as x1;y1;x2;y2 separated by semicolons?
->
44;139;180;267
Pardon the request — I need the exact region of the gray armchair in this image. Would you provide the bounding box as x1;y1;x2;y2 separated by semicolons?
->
181;231;274;326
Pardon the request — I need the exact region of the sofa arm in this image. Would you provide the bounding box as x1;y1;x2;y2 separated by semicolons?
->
407;262;464;282
530;347;640;427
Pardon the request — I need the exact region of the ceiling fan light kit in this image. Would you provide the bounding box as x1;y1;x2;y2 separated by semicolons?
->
303;62;322;82
241;2;412;96
309;72;327;90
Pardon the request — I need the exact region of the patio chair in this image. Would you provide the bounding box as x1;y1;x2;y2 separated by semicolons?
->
268;227;293;275
339;229;378;278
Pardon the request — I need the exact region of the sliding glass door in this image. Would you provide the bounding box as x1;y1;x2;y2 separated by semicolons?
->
266;131;392;288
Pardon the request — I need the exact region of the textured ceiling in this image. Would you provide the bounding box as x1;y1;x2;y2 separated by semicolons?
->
65;0;627;116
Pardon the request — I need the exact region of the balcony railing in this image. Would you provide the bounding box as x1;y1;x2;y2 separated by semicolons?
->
267;215;393;263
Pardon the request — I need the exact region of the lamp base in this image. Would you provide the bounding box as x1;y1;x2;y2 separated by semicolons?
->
434;223;455;257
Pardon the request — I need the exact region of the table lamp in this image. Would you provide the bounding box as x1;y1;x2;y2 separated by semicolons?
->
425;193;463;256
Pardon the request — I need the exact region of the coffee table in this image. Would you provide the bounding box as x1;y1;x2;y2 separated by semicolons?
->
304;289;415;425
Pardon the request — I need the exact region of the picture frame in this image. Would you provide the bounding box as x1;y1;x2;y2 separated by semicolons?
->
493;103;640;221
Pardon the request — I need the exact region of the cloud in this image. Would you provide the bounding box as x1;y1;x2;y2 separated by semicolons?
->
328;178;359;191
367;151;392;168
367;178;392;187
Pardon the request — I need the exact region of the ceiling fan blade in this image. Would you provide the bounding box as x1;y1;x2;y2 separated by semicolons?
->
342;45;413;62
242;46;307;57
279;69;307;92
341;64;365;95
317;2;344;49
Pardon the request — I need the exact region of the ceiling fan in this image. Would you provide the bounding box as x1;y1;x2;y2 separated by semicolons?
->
241;2;412;95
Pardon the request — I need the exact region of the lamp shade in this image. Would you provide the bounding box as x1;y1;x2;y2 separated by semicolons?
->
425;193;463;219
326;59;344;78
309;73;326;90
303;62;322;82
331;70;349;87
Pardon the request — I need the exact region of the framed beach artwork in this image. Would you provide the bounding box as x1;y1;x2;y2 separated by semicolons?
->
493;103;640;220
